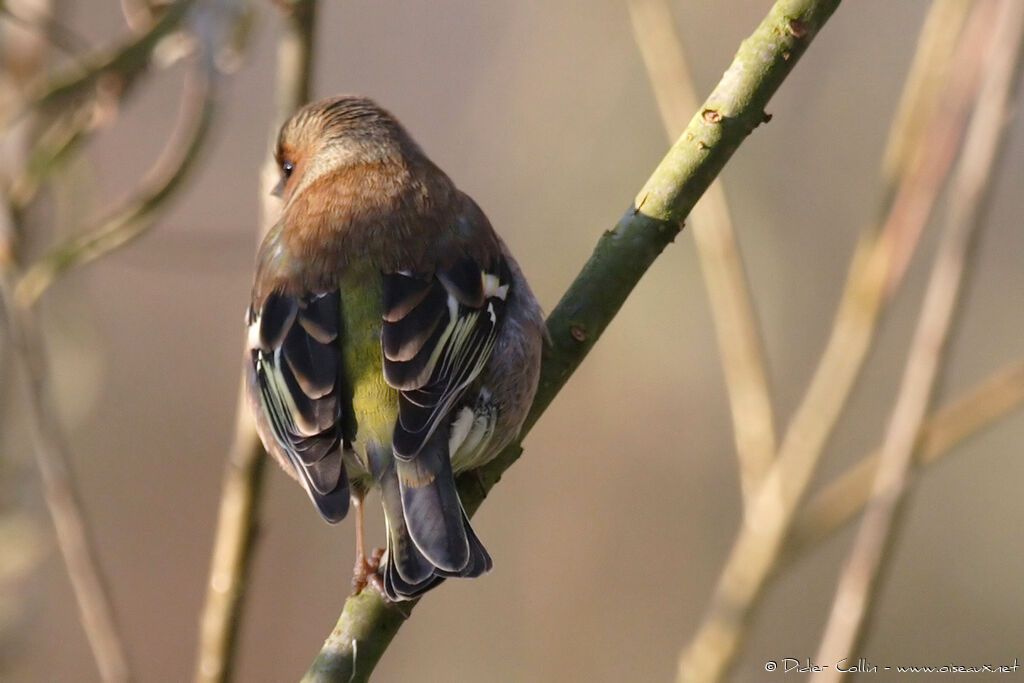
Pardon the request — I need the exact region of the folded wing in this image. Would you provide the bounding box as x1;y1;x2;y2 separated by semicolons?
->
248;290;351;522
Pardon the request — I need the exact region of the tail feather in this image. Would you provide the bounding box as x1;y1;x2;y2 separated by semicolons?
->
435;510;492;579
383;554;445;600
395;430;470;572
377;427;492;600
379;462;434;586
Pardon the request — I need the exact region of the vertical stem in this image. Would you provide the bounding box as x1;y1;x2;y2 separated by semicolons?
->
193;2;318;681
0;276;132;682
193;385;267;683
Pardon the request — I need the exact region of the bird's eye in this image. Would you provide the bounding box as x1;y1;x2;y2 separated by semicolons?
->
271;159;295;198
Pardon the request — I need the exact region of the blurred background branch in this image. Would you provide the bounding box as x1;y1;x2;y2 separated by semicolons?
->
0;1;139;679
26;0;196;116
15;67;217;307
0;255;131;681
627;0;776;507
814;2;1024;673
679;1;1020;681
787;357;1024;559
0;0;248;679
194;1;317;681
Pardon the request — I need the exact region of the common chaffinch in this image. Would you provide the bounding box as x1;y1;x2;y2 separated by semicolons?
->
245;95;544;600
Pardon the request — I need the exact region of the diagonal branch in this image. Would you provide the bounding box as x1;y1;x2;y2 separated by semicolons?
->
303;1;842;680
627;0;776;506
2;2;200;221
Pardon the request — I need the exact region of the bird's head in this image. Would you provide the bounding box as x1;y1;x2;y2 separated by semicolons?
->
272;95;420;205
261;95;461;282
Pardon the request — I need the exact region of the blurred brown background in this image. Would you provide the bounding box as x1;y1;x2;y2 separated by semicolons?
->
3;0;1024;681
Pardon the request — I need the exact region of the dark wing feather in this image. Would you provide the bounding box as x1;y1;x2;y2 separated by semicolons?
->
382;255;511;460
249;290;351;522
378;253;509;578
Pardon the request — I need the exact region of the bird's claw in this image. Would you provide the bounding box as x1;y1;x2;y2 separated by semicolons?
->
351;546;386;597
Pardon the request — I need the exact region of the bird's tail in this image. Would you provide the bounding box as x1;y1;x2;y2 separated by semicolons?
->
377;427;491;600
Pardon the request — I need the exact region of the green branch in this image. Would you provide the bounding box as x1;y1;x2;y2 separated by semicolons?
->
302;0;842;680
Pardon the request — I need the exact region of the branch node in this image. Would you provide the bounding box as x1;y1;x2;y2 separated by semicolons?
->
702;108;723;124
787;19;809;38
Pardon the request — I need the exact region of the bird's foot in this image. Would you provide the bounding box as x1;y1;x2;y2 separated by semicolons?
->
351;546;386;596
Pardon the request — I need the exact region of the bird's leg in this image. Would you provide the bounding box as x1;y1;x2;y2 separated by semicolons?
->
350;493;384;596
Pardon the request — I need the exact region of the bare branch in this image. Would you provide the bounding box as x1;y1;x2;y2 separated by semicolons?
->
194;2;318;681
787;358;1024;559
120;0;158;33
26;0;196;116
0;4;132;677
193;383;268;683
812;2;1024;673
677;2;990;680
7;101;94;213
0;252;132;682
880;0;970;184
0;3;92;56
14;68;216;307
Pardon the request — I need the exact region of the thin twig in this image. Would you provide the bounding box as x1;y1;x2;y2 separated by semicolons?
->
1;2;242;679
0;252;132;683
14;68;216;307
193;2;317;681
193;383;267;683
0;3;92;56
627;0;776;505
812;2;1024;674
677;3;989;680
5;2;200;215
8;102;94;213
880;0;970;185
120;0;157;33
303;1;843;680
26;0;196;116
882;0;992;296
787;358;1024;559
0;6;131;678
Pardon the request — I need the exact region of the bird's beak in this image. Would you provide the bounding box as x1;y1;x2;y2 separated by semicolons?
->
271;177;286;198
